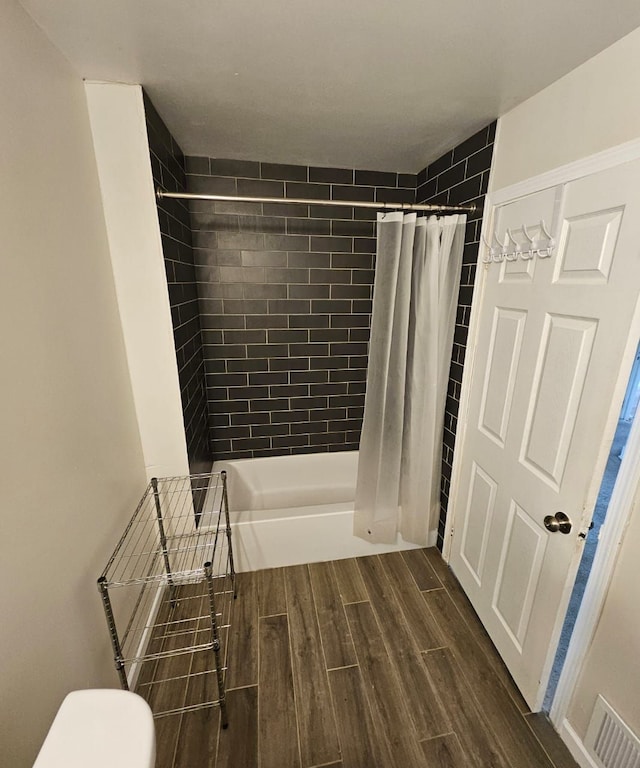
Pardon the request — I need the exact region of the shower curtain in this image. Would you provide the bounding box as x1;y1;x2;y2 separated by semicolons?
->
354;212;466;545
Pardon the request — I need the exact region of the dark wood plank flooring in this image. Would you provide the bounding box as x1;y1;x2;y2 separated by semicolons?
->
142;548;577;768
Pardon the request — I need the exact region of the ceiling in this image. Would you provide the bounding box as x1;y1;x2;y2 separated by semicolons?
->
20;0;640;172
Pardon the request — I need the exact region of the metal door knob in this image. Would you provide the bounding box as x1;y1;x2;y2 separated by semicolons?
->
544;512;572;534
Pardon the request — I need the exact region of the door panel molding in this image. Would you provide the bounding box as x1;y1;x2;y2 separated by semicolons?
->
520;314;598;490
478;307;527;447
492;501;547;651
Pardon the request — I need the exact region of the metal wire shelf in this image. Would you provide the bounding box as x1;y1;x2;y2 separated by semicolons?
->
97;472;236;725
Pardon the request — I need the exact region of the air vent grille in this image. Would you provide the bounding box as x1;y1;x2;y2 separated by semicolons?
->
585;696;640;768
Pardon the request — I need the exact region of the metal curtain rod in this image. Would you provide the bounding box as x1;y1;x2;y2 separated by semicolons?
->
156;189;475;214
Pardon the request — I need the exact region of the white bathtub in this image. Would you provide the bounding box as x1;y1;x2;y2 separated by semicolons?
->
201;450;421;571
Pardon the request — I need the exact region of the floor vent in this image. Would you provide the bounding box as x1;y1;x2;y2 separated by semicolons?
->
584;695;640;768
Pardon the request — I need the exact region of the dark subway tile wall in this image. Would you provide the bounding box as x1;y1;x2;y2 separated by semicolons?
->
144;93;212;476
416;121;497;551
185;158;416;460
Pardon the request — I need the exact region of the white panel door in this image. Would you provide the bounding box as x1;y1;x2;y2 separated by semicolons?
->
450;159;640;709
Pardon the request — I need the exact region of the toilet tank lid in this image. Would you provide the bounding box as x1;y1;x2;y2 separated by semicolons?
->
33;689;155;768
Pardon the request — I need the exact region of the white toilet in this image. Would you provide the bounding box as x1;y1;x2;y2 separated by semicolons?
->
33;689;155;768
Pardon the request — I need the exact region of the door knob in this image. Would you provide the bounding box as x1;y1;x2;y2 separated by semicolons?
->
544;512;572;534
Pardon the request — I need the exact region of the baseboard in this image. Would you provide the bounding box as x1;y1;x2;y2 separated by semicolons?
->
126;582;164;689
559;719;600;768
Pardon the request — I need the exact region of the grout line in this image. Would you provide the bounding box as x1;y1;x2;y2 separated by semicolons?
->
282;568;304;768
425;556;532;715
422;645;449;654
256;603;261;768
225;682;259;692
306;563;342;760
326;663;359;672
419;730;457;743
522;713;564;768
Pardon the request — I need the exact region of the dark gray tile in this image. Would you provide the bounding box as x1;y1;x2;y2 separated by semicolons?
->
437;161;467;193
288;252;331;268
331;185;375;202
268;299;311;314
310;204;354;220
264;234;310;252
238;178;285;199
286;181;331;200
452;126;490;162
291;370;329;384
237;215;286;234
427;150;454;180
398;173;417;188
330;252;373;269
185;156;210;175
416;178;437;204
209;158;260;177
265;268;309;284
267;329;309;343
241;251;288;267
355;169;397;187
290;343;329;357
188;175;237;196
310;269;351;284
288;284;330;299
309;166;354;184
310;328;350;342
467;145;494;178
261;162;307;182
312;299;351;314
242;284;287;300
332;220;375;238
331;284;371;299
287;218;331;236
246;314;288;329
263;202;309;218
288;314;330;329
249;371;289;385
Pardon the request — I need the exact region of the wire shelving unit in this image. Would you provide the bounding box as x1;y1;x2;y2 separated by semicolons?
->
97;472;236;727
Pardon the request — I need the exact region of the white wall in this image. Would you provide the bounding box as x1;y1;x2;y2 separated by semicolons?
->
491;26;640;192
490;25;640;743
85;82;190;481
0;1;147;765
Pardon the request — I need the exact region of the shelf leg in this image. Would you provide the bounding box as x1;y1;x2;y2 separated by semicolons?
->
98;577;129;690
204;560;229;729
151;477;177;606
221;471;237;599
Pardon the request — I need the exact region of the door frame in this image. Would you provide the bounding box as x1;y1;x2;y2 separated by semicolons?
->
443;131;640;727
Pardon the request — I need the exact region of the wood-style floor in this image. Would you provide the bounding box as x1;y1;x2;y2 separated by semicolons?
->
142;548;578;768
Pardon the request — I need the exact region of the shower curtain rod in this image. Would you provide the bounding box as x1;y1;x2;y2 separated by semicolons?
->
156;189;476;214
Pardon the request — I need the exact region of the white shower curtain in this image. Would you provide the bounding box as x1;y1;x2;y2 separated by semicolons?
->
353;211;466;545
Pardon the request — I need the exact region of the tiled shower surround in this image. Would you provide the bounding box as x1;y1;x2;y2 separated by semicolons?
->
144;95;211;477
185;159;416;459
146;91;494;548
417;122;497;549
184;128;495;490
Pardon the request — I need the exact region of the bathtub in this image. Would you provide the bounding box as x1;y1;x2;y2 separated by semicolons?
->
201;450;421;571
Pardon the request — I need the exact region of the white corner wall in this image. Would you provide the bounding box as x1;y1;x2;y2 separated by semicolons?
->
489;23;640;749
491;25;640;191
0;2;148;765
85;82;190;480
